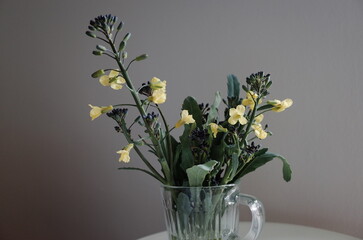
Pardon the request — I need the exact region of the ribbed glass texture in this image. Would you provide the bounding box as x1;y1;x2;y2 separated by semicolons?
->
160;184;264;240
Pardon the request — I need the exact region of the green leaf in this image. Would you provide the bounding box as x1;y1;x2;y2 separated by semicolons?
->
210;141;225;163
182;96;203;127
237;152;292;182
227;74;240;99
254;148;268;157
179;124;195;171
206;91;222;124
186;160;219;187
176;192;192;229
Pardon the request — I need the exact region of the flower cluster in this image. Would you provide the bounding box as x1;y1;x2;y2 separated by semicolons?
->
86;15;293;187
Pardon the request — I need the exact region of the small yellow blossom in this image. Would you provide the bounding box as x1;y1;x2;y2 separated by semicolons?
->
148;89;167;104
175;110;195;128
251;124;268;139
149;77;166;90
268;99;293;112
99;70;126;90
254;114;264;124
228;105;247;125
209;123;228;138
242;91;261;109
117;143;134;163
88;104;113;120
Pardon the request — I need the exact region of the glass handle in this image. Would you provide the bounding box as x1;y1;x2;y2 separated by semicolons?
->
236;194;265;240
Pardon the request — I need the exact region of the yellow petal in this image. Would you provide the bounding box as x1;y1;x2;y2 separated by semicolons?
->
99;75;110;86
254;114;264;123
175;119;184;128
209;123;218;138
88;104;102;120
116;76;126;84
109;70;119;78
228;116;238;125
236;105;246;115
229;108;237;117
148;89;167;104
283;99;293;108
238;116;248;125
242;98;252;106
110;83;123;90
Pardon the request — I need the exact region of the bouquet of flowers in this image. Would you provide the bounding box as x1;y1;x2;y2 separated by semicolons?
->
86;14;293;187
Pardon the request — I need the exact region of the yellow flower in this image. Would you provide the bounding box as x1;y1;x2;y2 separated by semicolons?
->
149;77;166;90
251;114;267;139
117;143;134;163
88;104;113;120
228;105;247;125
268;99;293;112
99;70;126;90
254;114;264;124
209;123;228;138
175;110;195;128
242;91;260;109
148;89;167;104
251;124;268;139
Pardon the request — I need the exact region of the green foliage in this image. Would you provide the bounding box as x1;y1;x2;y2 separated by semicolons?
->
86;14;293;187
206;91;221;124
227;74;240;99
182;96;203;127
234;152;292;182
186;160;219;187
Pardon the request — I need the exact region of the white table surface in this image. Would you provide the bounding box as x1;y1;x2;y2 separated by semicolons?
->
138;222;362;240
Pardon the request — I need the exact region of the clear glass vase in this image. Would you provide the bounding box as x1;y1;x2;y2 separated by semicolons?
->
161;184;264;240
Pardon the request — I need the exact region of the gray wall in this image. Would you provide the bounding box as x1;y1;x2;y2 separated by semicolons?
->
1;0;363;239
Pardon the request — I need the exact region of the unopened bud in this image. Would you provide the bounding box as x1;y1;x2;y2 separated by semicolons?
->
96;45;107;51
242;85;249;92
122;51;128;59
123;33;131;42
119;41;126;52
86;31;96;38
92;50;103;56
135;54;148;61
117;21;124;31
91;69;105;78
266;81;272;89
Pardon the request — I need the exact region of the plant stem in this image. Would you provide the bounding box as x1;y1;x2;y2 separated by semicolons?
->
105;34;171;184
157;106;174;181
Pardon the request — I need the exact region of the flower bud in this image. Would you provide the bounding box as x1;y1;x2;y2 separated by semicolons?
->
117;21;124;31
92;50;103;56
96;45;107;51
135;54;148;61
123;33;131;42
118;41;126;52
122;51;128;59
242;85;249;92
88;26;95;31
91;69;105;78
86;31;96;38
266;81;272;89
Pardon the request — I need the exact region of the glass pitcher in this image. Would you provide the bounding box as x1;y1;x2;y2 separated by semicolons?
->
161;184;264;240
